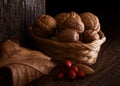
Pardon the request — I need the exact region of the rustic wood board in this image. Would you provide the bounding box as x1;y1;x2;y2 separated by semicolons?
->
0;0;45;44
26;34;120;86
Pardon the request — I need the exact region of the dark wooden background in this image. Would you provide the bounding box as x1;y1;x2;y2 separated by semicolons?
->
0;0;120;86
0;0;45;48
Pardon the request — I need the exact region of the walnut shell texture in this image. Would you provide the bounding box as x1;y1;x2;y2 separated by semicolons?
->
63;18;84;34
36;15;57;30
55;11;83;33
57;29;79;43
82;30;100;43
32;26;54;38
55;12;70;29
69;11;81;20
32;15;57;38
80;12;100;32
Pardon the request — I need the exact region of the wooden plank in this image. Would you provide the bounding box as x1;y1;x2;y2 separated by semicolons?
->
0;0;45;44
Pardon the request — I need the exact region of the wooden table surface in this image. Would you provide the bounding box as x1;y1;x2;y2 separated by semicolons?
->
25;33;120;86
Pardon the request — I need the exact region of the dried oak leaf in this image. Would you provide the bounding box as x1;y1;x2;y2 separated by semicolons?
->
76;63;95;75
0;40;56;86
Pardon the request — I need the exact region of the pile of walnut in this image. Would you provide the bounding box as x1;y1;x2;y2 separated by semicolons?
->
32;11;101;43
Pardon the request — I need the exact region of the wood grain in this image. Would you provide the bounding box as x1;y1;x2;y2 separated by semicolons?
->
0;0;45;44
26;34;120;86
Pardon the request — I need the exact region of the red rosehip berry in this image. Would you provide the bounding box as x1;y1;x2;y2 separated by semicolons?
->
57;72;64;79
68;69;76;79
71;65;79;73
77;71;85;78
64;60;72;68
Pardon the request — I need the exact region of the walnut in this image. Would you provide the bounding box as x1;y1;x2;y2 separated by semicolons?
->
63;18;85;34
32;15;57;38
55;11;83;33
69;11;81;20
55;12;70;30
82;30;100;43
80;12;100;32
57;29;79;43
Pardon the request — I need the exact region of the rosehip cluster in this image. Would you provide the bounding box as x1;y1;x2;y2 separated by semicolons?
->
57;60;85;80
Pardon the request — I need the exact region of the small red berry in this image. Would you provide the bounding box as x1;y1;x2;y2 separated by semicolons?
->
68;69;76;79
77;71;85;78
57;72;64;79
71;65;79;73
64;60;72;68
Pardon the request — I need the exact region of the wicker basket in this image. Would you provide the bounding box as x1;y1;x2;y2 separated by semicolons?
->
29;27;106;65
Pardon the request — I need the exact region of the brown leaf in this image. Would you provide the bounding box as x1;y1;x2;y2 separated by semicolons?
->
0;40;56;86
76;64;95;75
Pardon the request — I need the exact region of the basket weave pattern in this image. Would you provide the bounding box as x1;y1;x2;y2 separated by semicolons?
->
29;27;106;65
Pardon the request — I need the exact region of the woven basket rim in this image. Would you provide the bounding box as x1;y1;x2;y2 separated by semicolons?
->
29;27;106;50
